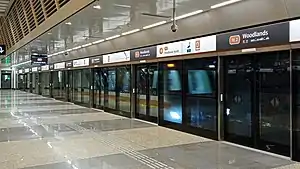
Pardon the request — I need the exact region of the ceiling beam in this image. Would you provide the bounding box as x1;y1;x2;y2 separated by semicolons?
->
5;0;15;17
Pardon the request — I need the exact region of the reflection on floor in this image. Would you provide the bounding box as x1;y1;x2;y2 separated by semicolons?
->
0;90;298;169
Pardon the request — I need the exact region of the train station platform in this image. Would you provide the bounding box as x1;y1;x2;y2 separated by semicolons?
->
0;90;298;169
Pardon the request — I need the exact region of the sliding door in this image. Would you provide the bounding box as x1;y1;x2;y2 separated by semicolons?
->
223;51;290;156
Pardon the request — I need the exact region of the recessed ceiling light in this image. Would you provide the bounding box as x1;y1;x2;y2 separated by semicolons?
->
65;22;72;25
93;5;101;9
92;39;105;44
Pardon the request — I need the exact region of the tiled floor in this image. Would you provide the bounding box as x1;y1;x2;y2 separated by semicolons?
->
0;90;298;169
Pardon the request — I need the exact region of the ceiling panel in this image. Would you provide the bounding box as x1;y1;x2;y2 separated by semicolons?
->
29;0;230;55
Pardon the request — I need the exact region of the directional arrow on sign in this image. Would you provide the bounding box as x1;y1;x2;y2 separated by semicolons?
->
0;47;4;54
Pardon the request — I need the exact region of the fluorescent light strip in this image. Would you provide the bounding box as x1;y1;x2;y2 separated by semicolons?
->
121;29;140;36
72;46;82;50
81;43;93;48
12;60;30;67
174;10;203;20
143;21;167;30
106;35;121;40
66;49;72;52
92;39;105;44
211;0;242;9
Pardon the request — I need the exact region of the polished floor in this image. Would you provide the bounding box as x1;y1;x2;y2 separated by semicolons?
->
0;90;299;169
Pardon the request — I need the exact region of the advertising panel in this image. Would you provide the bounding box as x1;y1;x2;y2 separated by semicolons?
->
41;65;49;71
32;67;38;72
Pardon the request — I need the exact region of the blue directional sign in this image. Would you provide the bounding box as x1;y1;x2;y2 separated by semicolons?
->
0;45;6;55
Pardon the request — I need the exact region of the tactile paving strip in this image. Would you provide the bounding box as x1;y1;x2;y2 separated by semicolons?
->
273;163;300;169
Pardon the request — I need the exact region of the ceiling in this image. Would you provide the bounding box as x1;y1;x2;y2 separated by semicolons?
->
0;0;10;16
14;0;239;64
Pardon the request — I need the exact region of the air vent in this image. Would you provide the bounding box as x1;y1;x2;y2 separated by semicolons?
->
0;0;71;49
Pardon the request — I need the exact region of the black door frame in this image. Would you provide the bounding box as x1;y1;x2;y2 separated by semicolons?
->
134;63;159;123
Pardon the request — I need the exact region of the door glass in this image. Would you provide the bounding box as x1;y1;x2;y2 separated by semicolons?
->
161;62;183;124
258;52;290;155
107;69;116;109
136;66;147;116
225;56;253;139
149;65;159;118
82;69;90;104
117;66;131;113
185;58;217;131
293;50;300;161
74;70;82;102
68;71;73;101
41;72;50;96
94;70;100;107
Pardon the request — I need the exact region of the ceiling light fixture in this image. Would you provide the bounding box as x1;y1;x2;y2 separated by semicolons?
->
121;29;140;36
143;21;167;30
174;10;204;20
93;5;101;9
106;35;121;40
92;39;105;44
66;49;72;52
211;0;242;9
65;22;72;25
47;32;52;35
81;43;93;48
114;4;131;8
72;46;82;50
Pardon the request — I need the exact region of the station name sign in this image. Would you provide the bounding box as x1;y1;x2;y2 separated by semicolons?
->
31;54;48;65
130;46;157;61
217;22;289;50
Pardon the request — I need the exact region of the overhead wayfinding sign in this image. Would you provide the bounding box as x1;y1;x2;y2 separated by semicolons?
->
0;45;6;55
73;58;89;67
157;35;216;58
31;54;48;65
130;46;157;61
103;51;130;64
217;22;289;50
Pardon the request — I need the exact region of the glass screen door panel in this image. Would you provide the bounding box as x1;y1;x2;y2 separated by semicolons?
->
117;66;131;113
82;69;90;105
41;72;50;96
257;52;290;156
67;71;73;102
293;50;300;162
223;51;290;156
135;64;158;123
93;69;100;108
224;56;253;145
73;70;82;103
107;69;116;109
136;66;147;117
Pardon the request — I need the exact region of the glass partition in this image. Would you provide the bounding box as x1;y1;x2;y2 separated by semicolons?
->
40;72;50;96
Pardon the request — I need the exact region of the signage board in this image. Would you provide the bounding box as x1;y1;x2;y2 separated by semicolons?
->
217;22;289;50
18;69;23;74
157;41;182;58
130;46;157;61
32;67;38;72
54;62;66;69
157;35;216;58
290;19;300;42
41;65;49;71
0;45;6;55
24;68;29;73
103;51;130;64
73;58;90;67
49;64;54;70
31;54;48;65
66;61;73;68
37;67;41;71
90;56;102;65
